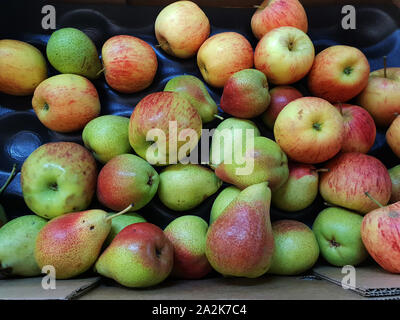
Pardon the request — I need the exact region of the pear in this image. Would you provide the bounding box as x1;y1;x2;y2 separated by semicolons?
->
388;165;400;203
158;164;222;211
215;136;289;191
210;186;240;224
35;205;132;279
105;212;146;246
0;215;47;277
164;75;218;123
206;182;274;278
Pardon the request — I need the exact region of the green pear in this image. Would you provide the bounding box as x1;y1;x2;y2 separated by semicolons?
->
46;27;102;79
164;75;218;123
272;162;319;212
0;164;17;227
210;186;240;224
312;207;368;267
82;115;132;164
268;220;319;275
210;118;261;170
389;165;400;203
206;182;274;278
0;215;47;277
105;212;146;246
158;164;222;211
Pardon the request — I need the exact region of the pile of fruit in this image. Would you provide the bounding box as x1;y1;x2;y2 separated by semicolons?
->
0;0;399;289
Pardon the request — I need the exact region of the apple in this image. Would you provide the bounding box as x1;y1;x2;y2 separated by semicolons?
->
197;32;254;88
361;201;400;273
308;45;370;103
357;67;400;127
388;165;400;203
261;85;303;130
386;115;400;158
319;152;392;214
155;1;210;58
32;74;100;133
274;97;344;164
129;91;202;165
251;0;308;40
97;154;159;212
102;35;158;93
334;103;376;154
21;142;97;219
254;26;315;85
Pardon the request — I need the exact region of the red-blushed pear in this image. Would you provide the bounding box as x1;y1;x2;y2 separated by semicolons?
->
361;197;400;273
197;32;254;88
21;142;97;220
205;182;274;278
220;69;271;119
319;152;392;215
357;67;400;127
334;103;376;154
35;205;132;279
32;74;100;133
94;222;174;288
388;165;400;203
102;35;158;93
254;26;315;85
274;97;344;164
386;116;400;158
251;0;308;40
155;1;210;59
308;45;370;103
261;85;303;130
164;215;212;279
129;92;202;165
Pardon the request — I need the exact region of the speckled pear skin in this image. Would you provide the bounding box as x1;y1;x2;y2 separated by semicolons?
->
206;182;274;278
164;215;212;279
35;209;111;279
94;222;174;288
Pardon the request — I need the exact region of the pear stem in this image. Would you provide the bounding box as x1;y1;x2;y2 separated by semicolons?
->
364;192;384;208
105;204;133;222
253;5;266;9
0;164;17;196
383;56;387;78
96;67;105;76
315;168;329;173
214;114;224;121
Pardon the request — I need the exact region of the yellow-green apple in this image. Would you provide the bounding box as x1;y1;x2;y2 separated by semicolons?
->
361;201;400;273
0;39;47;96
21;142;97;219
388;165;400;203
313;207;368;267
210;186;240;225
261;85;303;130
82;115;132;164
272;162;318;212
386;116;400;158
220;69;271;118
357;67;400;127
274;97;344;164
97;154;159;212
155;1;210;58
32;74;100;133
268;220;319;275
308;45;370;103
164;215;212;279
319;152;392;214
334;103;376;154
102;35;158;93
197;32;254;88
129;91;202;165
95;222;174;288
254;26;314;85
251;0;308;40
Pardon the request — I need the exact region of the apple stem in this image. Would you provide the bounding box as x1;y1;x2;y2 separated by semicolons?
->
96;67;105;77
323;201;336;208
253;4;266;9
364;192;384;208
105;204;133;222
214;114;224;121
383;56;387;78
0;164;17;196
315;168;329;173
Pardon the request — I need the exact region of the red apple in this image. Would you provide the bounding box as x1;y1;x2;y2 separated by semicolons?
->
308;45;370;103
334;103;376;154
386;115;400;158
261;85;303;129
251;0;308;40
320;152;392;215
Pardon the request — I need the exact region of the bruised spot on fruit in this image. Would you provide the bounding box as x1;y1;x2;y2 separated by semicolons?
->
343;66;353;75
329;239;340;248
90;225;95;230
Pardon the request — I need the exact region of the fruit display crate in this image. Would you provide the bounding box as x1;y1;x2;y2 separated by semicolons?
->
0;0;400;301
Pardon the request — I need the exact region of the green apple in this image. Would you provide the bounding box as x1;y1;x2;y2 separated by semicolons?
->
210;186;240;224
105;212;146;246
312;207;368;267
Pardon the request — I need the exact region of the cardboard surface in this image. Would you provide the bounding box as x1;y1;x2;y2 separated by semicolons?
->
0;277;101;300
